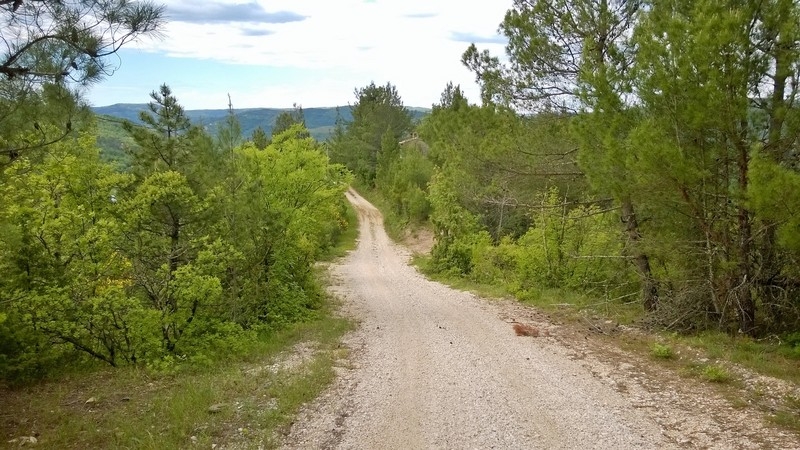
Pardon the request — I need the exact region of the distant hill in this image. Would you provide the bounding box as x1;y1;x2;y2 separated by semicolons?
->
92;104;430;143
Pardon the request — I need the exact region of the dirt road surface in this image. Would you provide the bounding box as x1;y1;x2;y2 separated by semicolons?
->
281;190;799;449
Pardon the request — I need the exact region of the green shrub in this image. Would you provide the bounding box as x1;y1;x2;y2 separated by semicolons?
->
701;364;731;383
0;126;353;380
470;235;518;285
651;343;675;359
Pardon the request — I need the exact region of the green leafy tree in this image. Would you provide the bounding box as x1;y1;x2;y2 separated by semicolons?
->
0;0;164;83
742;0;800;330
123;84;216;190
376;127;434;224
0;135;156;372
420;84;582;242
465;0;800;333
627;0;800;333
218;125;352;326
0;83;89;165
0;86;357;379
120;86;226;352
124;84;192;173
433;82;469;113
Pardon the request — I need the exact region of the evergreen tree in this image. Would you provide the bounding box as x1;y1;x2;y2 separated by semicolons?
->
122;84;215;190
465;0;800;333
330;82;413;185
250;126;269;150
0;0;164;159
627;0;800;333
463;0;658;310
123;84;192;174
272;103;307;138
217;94;242;155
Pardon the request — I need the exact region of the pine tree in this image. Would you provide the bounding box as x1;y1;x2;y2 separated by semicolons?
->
463;0;660;310
330;82;413;184
0;0;164;159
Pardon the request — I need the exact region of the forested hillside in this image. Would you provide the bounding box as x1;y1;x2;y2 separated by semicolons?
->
333;0;800;342
92;104;430;155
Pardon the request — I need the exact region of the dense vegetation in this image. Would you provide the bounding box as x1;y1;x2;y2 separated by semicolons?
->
0;76;352;380
4;0;799;385
333;0;800;341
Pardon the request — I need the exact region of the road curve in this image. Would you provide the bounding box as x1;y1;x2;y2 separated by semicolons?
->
282;189;675;449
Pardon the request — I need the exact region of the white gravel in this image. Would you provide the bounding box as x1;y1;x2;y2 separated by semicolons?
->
281;189;799;450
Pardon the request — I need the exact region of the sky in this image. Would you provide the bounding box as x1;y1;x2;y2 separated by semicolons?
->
87;0;512;110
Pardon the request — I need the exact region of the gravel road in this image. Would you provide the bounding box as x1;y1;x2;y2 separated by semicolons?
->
281;189;799;449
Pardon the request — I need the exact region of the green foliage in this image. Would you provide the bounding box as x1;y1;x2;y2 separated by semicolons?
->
427;168;481;274
427;180;631;301
0;0;164;160
420;90;583;241
784;332;800;349
250;126;269;150
217;98;243;154
515;189;627;293
375;135;434;225
272;104;307;137
651;343;675;359
94;115;137;170
0;1;164;85
0;89;354;381
749;154;800;256
0;135;153;371
329;82;414;185
209;124;352;330
123;84;208;178
0;83;89;165
701;365;732;383
468;234;517;285
420;84;626;299
462;0;800;335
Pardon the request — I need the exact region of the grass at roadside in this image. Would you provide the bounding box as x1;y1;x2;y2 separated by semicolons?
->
618;329;800;433
2;311;351;449
319;198;359;261
413;254;514;301
414;254;642;325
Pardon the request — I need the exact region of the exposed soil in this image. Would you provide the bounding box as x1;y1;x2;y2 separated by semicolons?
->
399;225;434;256
280;189;799;449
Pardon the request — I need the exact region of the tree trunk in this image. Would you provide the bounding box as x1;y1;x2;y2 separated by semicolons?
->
621;198;659;311
169;220;180;276
767;26;789;161
756;25;793;326
736;139;756;335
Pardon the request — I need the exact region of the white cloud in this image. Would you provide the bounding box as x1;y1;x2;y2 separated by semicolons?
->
125;0;513;108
